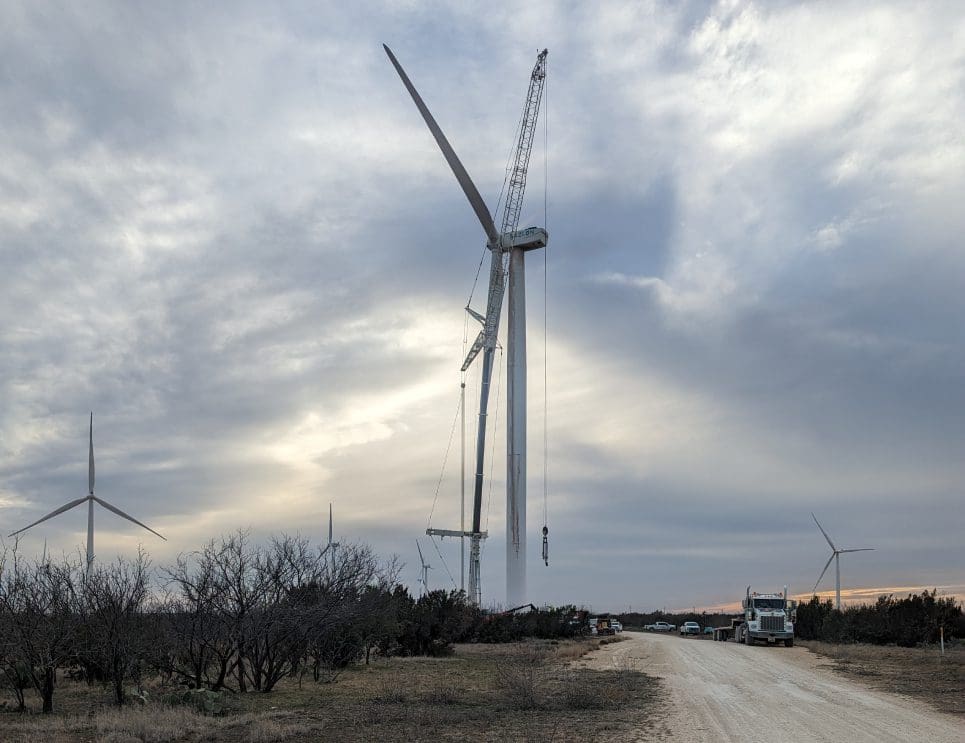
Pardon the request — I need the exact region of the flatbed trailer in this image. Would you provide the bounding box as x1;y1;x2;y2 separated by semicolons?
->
712;625;735;642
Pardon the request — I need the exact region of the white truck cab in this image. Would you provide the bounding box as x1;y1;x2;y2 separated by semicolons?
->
713;586;796;646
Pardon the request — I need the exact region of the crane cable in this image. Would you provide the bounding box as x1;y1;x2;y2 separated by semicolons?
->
426;388;463;532
541;59;550;567
428;533;458;591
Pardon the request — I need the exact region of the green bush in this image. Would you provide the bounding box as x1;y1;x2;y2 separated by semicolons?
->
795;590;963;645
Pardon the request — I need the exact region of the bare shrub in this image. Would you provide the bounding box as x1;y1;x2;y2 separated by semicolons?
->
493;646;547;709
369;679;408;705
552;640;592;662
421;684;460;705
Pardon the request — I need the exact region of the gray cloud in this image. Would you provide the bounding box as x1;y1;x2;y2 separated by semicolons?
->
1;1;963;611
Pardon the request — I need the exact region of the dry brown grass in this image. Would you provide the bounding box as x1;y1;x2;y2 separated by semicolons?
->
243;715;312;742
801;640;965;718
0;640;663;742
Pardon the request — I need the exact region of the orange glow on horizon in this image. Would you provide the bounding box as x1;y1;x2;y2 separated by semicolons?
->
682;584;965;615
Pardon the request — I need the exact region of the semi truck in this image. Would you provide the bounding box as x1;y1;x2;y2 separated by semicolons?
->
712;586;796;647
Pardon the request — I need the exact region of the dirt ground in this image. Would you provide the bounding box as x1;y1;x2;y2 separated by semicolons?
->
800;640;965;718
582;631;965;742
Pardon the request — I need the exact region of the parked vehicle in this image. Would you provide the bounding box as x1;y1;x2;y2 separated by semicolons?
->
703;626;714;635
712;586;796;647
611;620;623;633
679;621;701;635
595;616;615;636
651;621;674;632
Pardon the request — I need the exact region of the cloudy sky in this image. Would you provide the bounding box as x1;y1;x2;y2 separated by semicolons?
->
2;0;963;611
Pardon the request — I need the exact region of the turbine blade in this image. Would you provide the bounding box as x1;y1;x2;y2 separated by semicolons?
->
89;412;95;495
811;512;837;551
812;553;835;593
383;44;499;244
8;496;89;537
839;548;874;553
461;329;486;371
417;540;425;565
92;497;166;541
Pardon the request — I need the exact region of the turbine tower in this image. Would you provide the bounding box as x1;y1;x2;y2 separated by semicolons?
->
9;413;166;572
385;46;548;607
811;512;874;610
326;502;339;573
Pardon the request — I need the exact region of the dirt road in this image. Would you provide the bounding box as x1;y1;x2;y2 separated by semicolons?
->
582;631;965;742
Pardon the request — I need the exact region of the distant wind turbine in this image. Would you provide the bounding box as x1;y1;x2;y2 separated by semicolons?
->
326;502;338;572
8;413;165;572
416;539;432;596
811;512;873;610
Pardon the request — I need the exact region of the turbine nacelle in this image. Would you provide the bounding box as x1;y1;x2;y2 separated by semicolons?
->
499;227;548;252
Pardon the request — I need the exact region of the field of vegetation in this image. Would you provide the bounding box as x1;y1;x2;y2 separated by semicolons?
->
0;531;664;741
0;638;662;742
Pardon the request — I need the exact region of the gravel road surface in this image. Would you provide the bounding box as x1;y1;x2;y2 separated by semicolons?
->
582;631;964;742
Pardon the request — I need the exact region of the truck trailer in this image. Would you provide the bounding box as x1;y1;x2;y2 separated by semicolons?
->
712;586;796;647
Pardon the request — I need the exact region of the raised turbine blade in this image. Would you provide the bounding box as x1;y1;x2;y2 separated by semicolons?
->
812;553;835;593
839;548;874;553
92;497;166;541
416;540;424;566
383;44;499;244
8;496;89;537
811;512;836;551
462;329;486;371
89;412;95;495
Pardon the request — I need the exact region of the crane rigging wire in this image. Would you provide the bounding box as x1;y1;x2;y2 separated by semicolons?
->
542;60;550;565
426;387;464;532
428;533;458;590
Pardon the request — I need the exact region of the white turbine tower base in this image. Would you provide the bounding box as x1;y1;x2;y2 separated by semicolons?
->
506;246;527;606
9;413;166;571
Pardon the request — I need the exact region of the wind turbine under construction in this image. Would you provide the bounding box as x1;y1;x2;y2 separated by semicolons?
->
385;45;549;608
9;413;166;571
811;512;874;610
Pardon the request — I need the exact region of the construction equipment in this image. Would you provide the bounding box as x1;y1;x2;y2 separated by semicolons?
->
386;47;549;606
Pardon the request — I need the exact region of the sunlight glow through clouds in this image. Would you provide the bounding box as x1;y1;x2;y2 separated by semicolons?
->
1;1;963;608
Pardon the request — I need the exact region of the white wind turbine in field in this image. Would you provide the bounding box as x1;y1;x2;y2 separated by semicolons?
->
9;413;165;571
811;512;873;610
385;45;549;608
416;539;432;597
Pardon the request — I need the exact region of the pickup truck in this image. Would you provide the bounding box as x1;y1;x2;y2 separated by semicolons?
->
649;621;675;632
679;622;701;635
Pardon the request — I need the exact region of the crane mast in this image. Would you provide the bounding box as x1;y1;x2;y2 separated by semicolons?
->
428;50;548;606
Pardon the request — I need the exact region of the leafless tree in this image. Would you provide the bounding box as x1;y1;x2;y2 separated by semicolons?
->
77;551;152;705
0;549;81;713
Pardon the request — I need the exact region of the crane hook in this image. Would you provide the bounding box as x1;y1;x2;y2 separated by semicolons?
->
541;525;549;566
